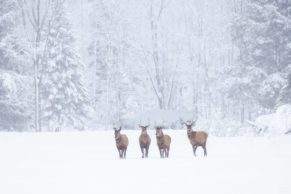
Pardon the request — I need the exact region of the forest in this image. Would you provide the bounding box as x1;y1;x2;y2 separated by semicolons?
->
0;0;291;134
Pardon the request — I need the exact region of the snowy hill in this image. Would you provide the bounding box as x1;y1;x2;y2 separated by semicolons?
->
0;130;290;194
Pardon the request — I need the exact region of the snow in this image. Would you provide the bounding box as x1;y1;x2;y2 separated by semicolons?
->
255;104;291;134
0;130;290;194
0;71;17;93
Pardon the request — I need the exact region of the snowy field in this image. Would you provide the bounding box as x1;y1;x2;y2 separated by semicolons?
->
0;130;291;194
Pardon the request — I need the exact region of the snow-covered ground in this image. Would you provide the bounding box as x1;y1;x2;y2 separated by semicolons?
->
0;130;290;194
255;104;291;134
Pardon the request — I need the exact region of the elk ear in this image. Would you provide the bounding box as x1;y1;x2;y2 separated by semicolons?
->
145;125;150;129
113;128;117;131
118;126;122;131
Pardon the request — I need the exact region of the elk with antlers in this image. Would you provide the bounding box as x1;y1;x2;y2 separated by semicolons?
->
181;119;208;157
155;126;171;158
138;125;151;158
114;127;129;159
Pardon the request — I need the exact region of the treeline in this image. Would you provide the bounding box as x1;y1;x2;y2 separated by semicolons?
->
0;0;290;132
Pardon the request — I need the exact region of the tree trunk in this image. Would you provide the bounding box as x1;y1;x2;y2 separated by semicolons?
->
25;0;51;131
34;59;39;132
34;28;41;132
240;103;245;123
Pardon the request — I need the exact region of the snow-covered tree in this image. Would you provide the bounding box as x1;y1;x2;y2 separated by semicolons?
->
24;0;53;131
231;0;291;112
0;0;31;131
0;0;28;73
88;0;135;126
279;73;291;104
41;0;89;131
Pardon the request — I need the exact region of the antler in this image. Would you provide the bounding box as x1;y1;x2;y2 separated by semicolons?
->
180;117;186;125
139;124;150;128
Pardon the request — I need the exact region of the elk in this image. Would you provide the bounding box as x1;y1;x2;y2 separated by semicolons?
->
155;127;171;158
114;127;129;159
181;119;208;157
139;125;151;158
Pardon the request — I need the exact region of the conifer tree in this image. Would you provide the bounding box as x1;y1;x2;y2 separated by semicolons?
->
41;0;89;130
230;0;291;110
0;0;31;130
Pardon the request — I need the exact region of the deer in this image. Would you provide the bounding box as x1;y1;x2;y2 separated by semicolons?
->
155;126;171;158
114;127;129;159
181;119;208;157
139;125;151;158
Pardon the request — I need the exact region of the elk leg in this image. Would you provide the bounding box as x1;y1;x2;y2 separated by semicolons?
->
140;146;145;158
159;148;164;158
145;146;149;158
123;148;127;158
119;149;122;158
194;146;198;157
165;147;170;158
203;145;207;157
192;145;197;157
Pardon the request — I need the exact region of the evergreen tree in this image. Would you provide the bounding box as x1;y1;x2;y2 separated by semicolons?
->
0;0;31;131
279;73;291;104
230;0;291;110
0;0;28;73
41;0;89;130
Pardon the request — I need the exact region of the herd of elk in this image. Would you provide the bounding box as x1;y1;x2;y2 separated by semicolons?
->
113;119;208;159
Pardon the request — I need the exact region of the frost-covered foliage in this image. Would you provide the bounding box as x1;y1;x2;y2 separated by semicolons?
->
41;0;90;130
230;0;291;110
86;0;236;127
0;0;31;131
0;71;31;131
88;0;137;126
0;0;29;73
0;0;290;133
279;69;291;104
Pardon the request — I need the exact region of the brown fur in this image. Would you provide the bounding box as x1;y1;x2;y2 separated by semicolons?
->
114;127;129;158
139;125;151;158
155;127;171;158
184;122;208;157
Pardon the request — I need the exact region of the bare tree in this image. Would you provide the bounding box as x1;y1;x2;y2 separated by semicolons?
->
146;0;177;109
24;0;52;131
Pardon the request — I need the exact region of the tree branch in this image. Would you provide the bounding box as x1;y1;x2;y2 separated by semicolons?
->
157;0;164;20
40;0;51;31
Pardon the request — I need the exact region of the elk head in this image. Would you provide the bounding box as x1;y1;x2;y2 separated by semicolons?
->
155;126;164;138
114;126;122;140
180;118;196;129
139;125;150;134
180;118;197;136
